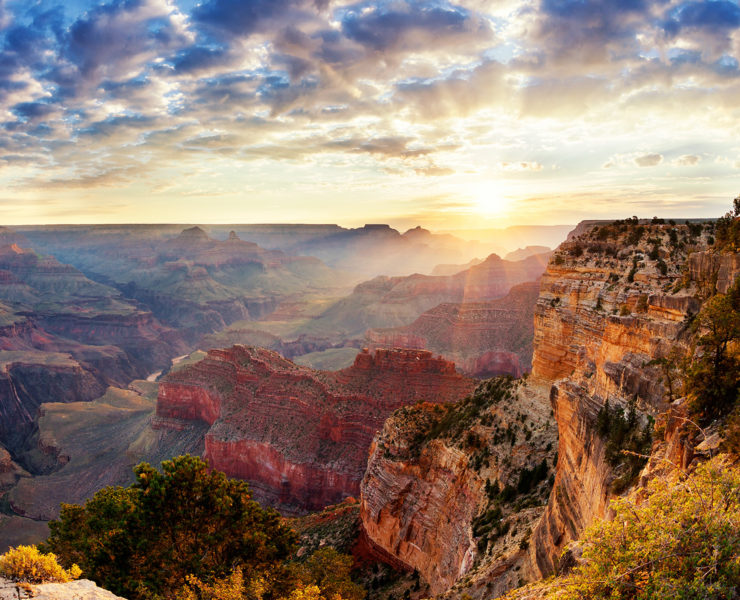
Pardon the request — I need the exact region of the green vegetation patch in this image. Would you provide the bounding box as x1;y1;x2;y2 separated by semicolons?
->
595;399;652;493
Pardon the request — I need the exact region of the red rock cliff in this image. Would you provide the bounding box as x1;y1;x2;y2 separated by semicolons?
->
356;220;739;598
156;346;476;512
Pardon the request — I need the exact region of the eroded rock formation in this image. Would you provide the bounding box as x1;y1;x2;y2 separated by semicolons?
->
529;223;740;575
156;346;476;512
359;379;557;596
358;219;739;597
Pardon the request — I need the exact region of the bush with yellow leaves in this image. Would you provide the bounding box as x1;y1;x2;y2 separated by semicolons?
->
0;545;82;584
559;456;740;599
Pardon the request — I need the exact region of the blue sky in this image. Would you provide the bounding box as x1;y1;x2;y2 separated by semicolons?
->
0;0;739;227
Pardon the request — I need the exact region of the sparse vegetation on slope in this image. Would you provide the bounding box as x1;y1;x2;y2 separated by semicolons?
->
508;456;740;600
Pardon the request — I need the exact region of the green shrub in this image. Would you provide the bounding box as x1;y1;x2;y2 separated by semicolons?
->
559;456;740;600
687;277;740;423
43;455;298;600
595;399;652;492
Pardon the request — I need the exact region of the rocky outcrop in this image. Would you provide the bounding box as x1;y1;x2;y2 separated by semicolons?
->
156;346;476;512
0;354;107;453
5;383;207;525
529;222;738;576
366;281;540;378
0;445;28;493
0;577;126;600
357;219;739;597
359;379;557;596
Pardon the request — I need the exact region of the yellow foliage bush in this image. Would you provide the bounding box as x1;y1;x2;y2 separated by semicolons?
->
282;584;343;600
176;568;267;600
0;545;82;584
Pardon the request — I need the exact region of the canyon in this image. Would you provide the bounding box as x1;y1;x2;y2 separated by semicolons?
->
0;241;186;455
3;216;735;600
303;252;550;340
155;346;477;512
366;280;541;378
355;218;739;598
17;226;350;342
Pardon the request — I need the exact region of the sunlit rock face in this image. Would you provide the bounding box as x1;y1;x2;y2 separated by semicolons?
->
356;220;739;598
529;223;739;576
359;378;557;597
155;346;476;513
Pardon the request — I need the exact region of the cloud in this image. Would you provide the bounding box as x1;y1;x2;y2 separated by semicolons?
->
63;0;191;90
0;0;737;226
11;101;55;121
530;0;651;68
676;154;701;165
192;0;316;38
634;153;664;167
340;1;491;52
498;161;543;172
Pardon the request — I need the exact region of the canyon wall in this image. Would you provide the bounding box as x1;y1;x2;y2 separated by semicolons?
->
357;219;739;596
155;346;476;512
360;379;557;596
529;224;740;575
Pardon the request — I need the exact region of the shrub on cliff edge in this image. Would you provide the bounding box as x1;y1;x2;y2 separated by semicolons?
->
687;276;740;423
558;456;740;600
0;545;81;584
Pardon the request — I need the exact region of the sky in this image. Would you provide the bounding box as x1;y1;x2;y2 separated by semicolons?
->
0;0;739;229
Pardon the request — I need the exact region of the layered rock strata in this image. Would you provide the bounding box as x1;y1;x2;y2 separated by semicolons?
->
358;219;739;597
156;346;476;512
360;378;557;595
529;223;739;575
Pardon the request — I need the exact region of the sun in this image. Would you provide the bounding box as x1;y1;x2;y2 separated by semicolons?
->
467;181;512;219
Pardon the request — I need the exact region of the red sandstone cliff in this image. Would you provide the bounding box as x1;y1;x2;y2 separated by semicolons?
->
156;346;476;512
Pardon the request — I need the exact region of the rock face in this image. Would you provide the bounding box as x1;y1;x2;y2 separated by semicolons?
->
366;281;540;378
359;379;557;596
0;354;107;452
529;222;740;576
156;346;476;512
357;219;739;597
